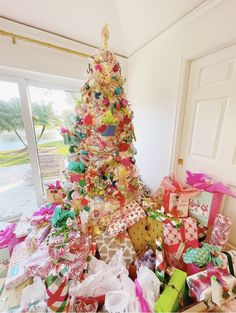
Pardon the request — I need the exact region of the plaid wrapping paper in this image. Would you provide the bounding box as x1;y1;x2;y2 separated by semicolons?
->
107;200;146;237
164;217;199;270
128;216;163;253
96;231;136;267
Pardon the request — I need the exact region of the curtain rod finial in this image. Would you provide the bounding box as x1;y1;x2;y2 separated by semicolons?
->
101;24;109;50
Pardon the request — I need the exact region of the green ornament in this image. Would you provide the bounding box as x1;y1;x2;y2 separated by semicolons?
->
69;145;76;153
83;205;90;212
67;190;74;200
79;179;85;187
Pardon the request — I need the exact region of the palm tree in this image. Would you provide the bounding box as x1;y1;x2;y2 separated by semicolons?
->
0;98;60;149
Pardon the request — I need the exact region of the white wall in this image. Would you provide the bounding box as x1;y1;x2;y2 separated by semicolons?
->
127;0;236;190
0;18;127;82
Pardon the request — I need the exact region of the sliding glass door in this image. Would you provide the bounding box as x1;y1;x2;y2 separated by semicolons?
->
0;80;37;220
0;74;81;221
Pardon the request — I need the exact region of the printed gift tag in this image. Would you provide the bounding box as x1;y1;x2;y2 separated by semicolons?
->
169;193;189;217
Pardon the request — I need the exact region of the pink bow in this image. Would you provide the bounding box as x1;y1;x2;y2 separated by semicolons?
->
135;279;151;313
47;180;61;190
0;224;16;248
186;171;236;198
33;204;57;217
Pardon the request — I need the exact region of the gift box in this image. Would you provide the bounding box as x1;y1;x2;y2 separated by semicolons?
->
161;175;199;217
46;181;64;205
107;200;146;237
219;250;236;277
24;242;52;278
25;223;51;250
96;231;136;267
73;295;104;313
210;214;231;249
154;269;187;312
189;191;223;227
5;241;32;289
186;267;236;307
128;216;163;254
164;217;199;270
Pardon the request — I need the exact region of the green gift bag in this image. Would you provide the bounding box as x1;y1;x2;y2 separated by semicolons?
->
154;269;187;313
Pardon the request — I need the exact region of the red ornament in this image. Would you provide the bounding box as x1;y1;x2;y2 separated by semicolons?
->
113;64;119;72
116;103;121;110
80;198;88;206
84;114;93;126
123;115;131;124
97;124;107;133
95;64;102;72
117;142;130;152
102;98;110;106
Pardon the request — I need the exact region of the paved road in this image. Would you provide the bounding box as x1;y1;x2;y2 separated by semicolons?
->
0;164;37;219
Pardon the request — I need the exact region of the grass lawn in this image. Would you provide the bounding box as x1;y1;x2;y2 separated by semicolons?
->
0;141;68;167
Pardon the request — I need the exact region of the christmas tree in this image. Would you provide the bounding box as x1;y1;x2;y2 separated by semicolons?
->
63;25;140;230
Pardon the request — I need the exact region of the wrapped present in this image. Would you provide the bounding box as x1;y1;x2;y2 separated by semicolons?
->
187;171;236;227
24;242;52;278
161;175;199;217
164;217;199;270
25;223;51;250
186;267;236;307
96;231;136;267
107;200;146;237
0;223;18;278
197;223;208;242
210;214;231;249
155;237;166;283
135;248;156;270
46;180;64;205
219;250;236;277
154;269;187;313
73;296;99;313
5;241;32;289
14;216;32;238
45;265;70;313
128;216;163;254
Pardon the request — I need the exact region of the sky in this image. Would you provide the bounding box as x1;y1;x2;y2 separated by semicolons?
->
0;81;79;115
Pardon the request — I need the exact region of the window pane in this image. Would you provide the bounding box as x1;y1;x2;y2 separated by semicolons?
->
28;86;80;195
0;81;37;219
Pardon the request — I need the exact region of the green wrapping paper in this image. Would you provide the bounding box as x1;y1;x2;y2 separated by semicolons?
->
154;269;187;313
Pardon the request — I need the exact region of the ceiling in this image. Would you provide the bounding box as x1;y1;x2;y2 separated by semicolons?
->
0;0;206;57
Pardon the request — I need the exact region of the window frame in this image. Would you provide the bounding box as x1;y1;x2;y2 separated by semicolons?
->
0;67;82;221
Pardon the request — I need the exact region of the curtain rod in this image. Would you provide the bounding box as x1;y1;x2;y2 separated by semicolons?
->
0;28;92;59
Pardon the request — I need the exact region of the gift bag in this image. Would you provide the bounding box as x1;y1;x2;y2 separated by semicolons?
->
210;214;231;249
107;201;146;237
45;265;70;313
154;269;187;313
189;191;223;227
96;231;136;267
219;250;236;277
128;216;163;254
164;217;199;270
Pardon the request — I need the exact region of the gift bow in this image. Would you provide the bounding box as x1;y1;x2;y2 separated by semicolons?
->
0;223;16;248
47;180;61;190
162;175;200;199
186;171;236;198
49;243;70;262
51;207;75;228
190;267;230;293
33;204;57;217
135;279;151;313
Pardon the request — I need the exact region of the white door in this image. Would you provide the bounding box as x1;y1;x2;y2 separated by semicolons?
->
178;45;236;249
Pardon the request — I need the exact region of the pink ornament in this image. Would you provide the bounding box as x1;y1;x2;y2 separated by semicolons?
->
72;191;80;201
102;98;110;106
98;141;106;149
60;126;69;134
95;64;102;72
120;99;128;106
121;158;131;167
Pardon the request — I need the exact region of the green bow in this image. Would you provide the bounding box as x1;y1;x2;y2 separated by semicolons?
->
51;206;75;228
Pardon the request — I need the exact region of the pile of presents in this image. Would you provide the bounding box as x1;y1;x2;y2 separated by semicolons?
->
0;170;236;313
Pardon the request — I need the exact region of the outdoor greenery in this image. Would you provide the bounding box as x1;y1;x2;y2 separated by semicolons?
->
0;98;60;148
0;141;67;167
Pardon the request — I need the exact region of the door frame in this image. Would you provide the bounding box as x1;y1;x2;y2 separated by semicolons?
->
170;39;236;176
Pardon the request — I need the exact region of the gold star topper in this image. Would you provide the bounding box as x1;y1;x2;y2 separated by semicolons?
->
101;24;109;49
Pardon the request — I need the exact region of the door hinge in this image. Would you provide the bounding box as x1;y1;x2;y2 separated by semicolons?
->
178;158;184;165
